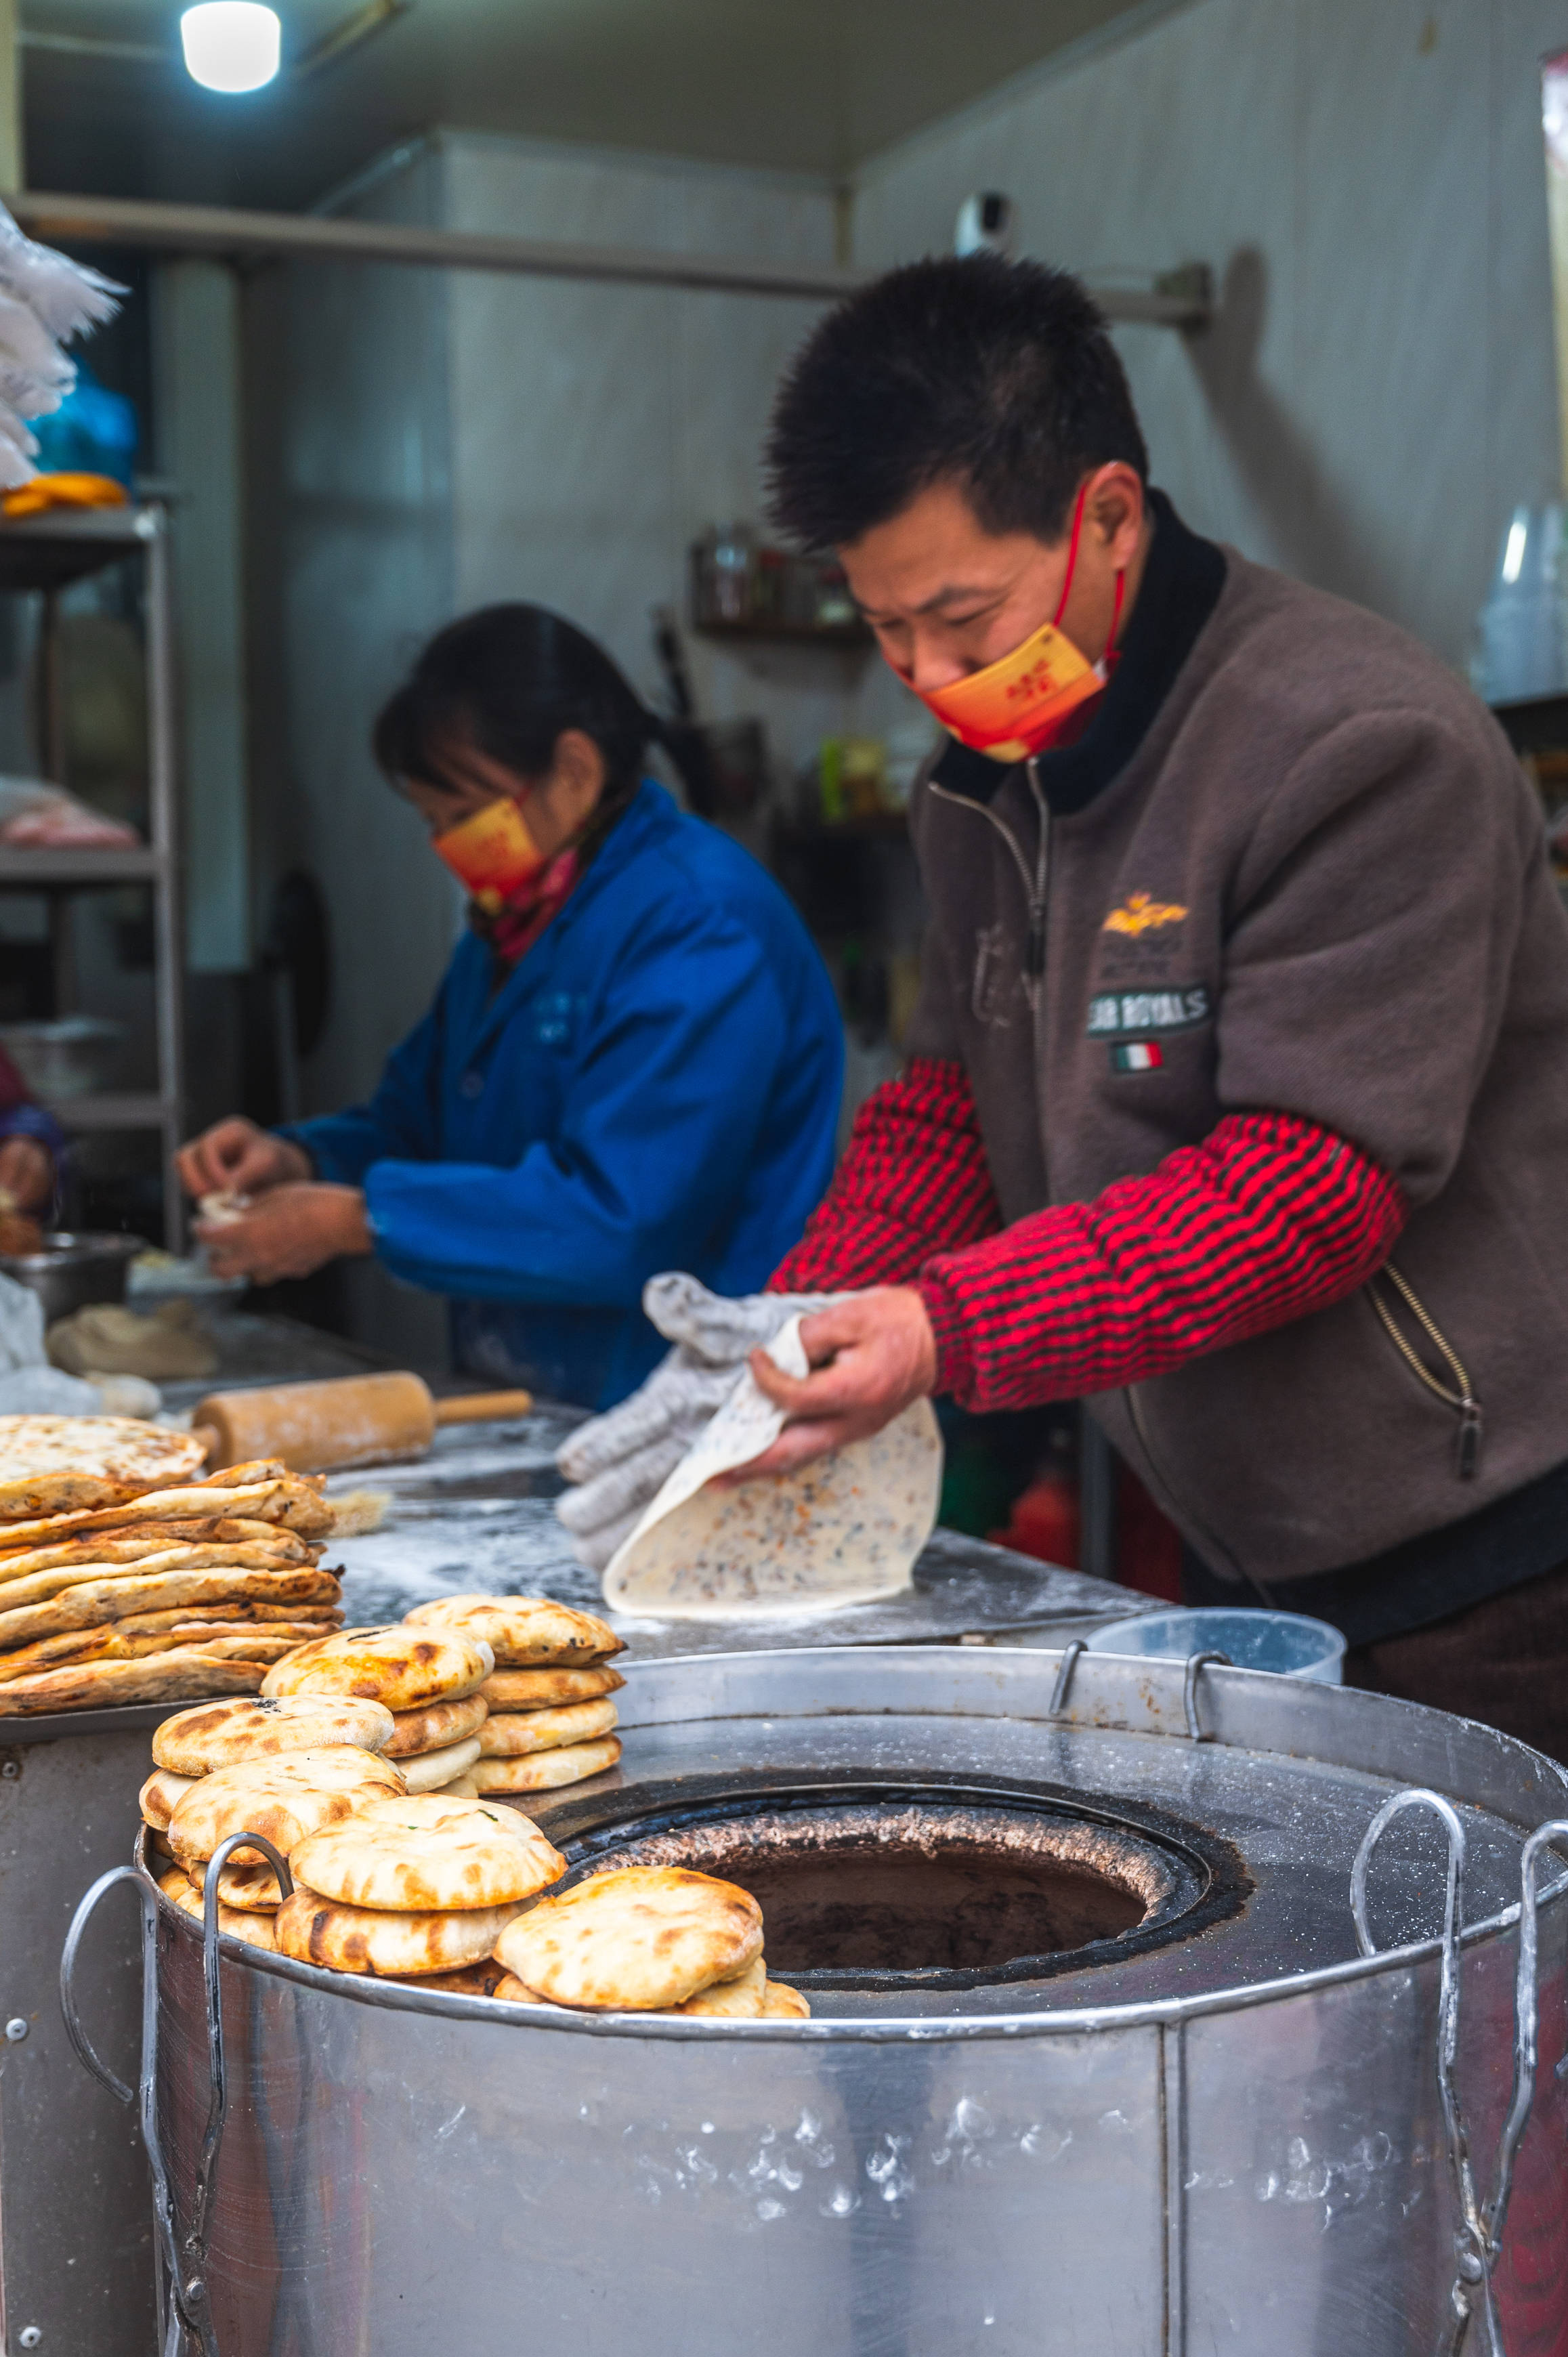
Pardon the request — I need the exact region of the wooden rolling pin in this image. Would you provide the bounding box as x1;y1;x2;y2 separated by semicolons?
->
192;1372;534;1474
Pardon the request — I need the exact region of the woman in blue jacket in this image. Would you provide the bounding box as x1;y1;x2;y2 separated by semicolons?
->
177;606;844;1410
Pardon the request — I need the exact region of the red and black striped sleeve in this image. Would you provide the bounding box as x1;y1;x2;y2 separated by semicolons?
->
916;1110;1407;1413
769;1056;1002;1292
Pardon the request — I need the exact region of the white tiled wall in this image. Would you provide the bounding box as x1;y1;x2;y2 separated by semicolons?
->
851;0;1568;674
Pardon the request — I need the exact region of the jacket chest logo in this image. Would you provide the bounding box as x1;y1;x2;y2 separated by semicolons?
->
1103;890;1187;938
1088;985;1210;1042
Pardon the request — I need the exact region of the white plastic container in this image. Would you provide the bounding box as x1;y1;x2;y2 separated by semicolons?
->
1086;1603;1347;1682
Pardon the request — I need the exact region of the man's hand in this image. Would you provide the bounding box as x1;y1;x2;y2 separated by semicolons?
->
176;1118;312;1204
726;1286;938;1481
195;1183;371;1285
0;1135;52;1212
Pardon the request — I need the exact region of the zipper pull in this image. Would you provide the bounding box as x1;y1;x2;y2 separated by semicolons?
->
1456;1401;1482;1481
1027;901;1046;975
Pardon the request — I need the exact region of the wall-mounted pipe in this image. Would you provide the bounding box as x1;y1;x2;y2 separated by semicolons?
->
10;188;1213;326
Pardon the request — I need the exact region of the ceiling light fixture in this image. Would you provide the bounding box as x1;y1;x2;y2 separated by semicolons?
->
179;3;282;93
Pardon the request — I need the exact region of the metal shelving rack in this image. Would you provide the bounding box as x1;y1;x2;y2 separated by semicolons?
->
0;504;184;1244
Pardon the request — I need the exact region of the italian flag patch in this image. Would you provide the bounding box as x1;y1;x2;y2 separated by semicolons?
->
1111;1040;1164;1073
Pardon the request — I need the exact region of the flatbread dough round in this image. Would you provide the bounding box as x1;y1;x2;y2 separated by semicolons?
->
274;1890;520;1976
158;1865;279;1950
398;1735;483;1793
478;1697;618;1756
140;1766;196;1831
0;1416;209;1523
471;1737;620;1794
167;1745;406;1867
382;1692;488;1759
666;1955;766;2017
403;1594;622;1668
494;1865;763;2011
289;1793;564;1911
761;1979;811;2019
152;1693;394;1775
481;1665;624;1709
262;1626;492;1710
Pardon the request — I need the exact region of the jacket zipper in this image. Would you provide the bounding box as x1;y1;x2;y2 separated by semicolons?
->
927;762;1052;991
1368;1265;1483;1479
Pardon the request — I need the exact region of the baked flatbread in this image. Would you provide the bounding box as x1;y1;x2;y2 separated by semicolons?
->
490;1972;540;2003
480;1665;624;1708
0;1520;314;1581
0;1563;341;1652
399;1736;483;1792
603;1315;941;1618
382;1693;488;1759
0;1474;334;1552
0;1615;337;1683
289;1793;564;1911
0;1539;312;1621
153;1693;395;1775
760;1980;810;2019
263;1626;492;1710
391;1959;511;1995
666;1955;767;2017
478;1698;618;1756
193;1855;284;1910
158;1865;278;1950
403;1594;622;1668
0;1416;208;1523
140;1766;197;1829
167;1745;406;1867
471;1737;621;1793
436;1772;479;1798
274;1889;520;1977
495;1865;763;2011
0;1651;267;1715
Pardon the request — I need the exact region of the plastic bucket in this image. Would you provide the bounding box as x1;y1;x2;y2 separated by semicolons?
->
1086;1605;1346;1683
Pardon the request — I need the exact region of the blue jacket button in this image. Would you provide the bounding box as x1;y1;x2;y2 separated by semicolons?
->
459;1071;484;1099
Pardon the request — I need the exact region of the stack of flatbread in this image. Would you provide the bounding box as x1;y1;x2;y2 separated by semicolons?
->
261;1624;494;1796
151;1699;406;1949
275;1793;566;1986
491;1865;809;2019
0;1420;345;1716
402;1595;625;1796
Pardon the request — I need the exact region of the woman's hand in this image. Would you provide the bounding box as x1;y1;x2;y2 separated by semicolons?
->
195;1183;372;1285
720;1287;939;1481
0;1134;53;1213
176;1118;312;1204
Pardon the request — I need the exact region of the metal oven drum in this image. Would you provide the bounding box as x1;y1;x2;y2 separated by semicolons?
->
63;1645;1568;2356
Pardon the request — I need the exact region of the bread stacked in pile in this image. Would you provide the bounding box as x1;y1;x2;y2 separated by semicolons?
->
401;1596;624;1793
261;1624;496;1796
0;1421;343;1716
494;1865;808;2018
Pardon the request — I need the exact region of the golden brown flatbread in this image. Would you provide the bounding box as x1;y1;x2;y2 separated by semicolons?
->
381;1693;488;1759
167;1745;406;1867
480;1665;624;1708
0;1520;315;1581
140;1766;197;1829
0;1416;209;1523
760;1980;810;2019
274;1889;520;1976
0;1651;267;1716
158;1865;278;1950
399;1736;483;1792
289;1793;564;1911
470;1737;621;1794
263;1626;491;1710
0;1615;336;1684
493;1865;762;2011
435;1772;479;1798
153;1693;395;1775
0;1474;334;1552
478;1698;618;1757
0;1563;341;1654
193;1854;284;1910
403;1594;623;1668
391;1958;511;1995
667;1956;767;2017
0;1540;314;1623
489;1971;540;2003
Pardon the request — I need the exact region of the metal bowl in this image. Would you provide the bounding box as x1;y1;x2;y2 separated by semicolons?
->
0;1230;147;1323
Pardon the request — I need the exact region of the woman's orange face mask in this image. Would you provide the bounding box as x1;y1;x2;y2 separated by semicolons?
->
431;796;547;912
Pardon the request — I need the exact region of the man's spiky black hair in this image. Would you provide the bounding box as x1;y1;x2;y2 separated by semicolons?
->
765;253;1149;552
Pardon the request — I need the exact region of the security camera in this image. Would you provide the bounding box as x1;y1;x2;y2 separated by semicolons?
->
955;192;1015;258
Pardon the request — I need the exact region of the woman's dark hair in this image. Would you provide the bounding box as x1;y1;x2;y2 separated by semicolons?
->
373;602;713;815
766;253;1149;553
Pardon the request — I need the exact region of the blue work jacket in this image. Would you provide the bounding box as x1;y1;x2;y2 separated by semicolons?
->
282;782;843;1410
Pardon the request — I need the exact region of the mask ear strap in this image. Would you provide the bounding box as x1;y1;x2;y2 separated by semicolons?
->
1051;482;1092;629
1103;562;1127;665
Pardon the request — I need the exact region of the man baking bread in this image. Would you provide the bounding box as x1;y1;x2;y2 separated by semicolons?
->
559;254;1568;1760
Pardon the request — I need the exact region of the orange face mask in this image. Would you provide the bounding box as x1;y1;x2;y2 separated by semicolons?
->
431;796;546;912
913;484;1126;764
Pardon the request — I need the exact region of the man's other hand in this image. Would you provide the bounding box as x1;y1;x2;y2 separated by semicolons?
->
729;1286;938;1480
176;1118;312;1203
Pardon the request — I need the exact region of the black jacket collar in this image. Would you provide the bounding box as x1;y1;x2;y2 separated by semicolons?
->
929;488;1227;818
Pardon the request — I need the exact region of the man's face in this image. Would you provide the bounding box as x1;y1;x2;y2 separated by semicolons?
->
840;464;1145;693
